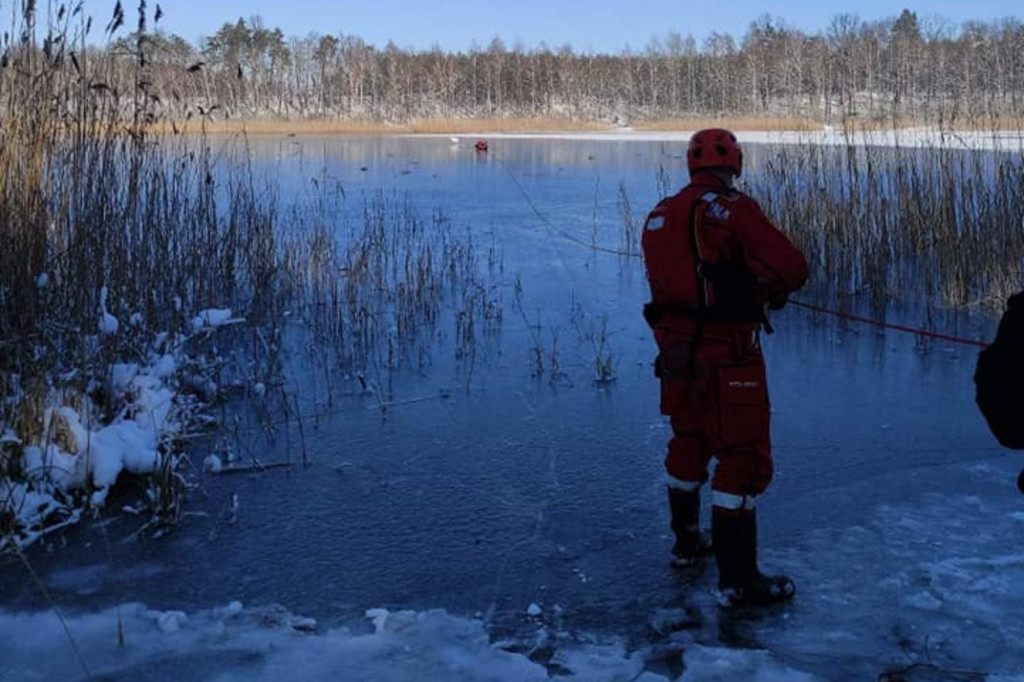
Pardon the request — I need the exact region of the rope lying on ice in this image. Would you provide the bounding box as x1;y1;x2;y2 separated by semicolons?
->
786;299;989;348
499;155;635;257
496;155;991;351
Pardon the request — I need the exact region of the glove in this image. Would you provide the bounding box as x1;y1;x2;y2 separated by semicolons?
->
642;301;663;328
767;293;788;311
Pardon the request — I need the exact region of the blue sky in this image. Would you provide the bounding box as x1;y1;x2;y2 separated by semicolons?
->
137;0;1023;52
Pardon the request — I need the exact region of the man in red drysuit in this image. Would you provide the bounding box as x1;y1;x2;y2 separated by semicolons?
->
641;128;808;608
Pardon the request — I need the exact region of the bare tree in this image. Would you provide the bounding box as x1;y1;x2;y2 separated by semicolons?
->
57;8;1024;129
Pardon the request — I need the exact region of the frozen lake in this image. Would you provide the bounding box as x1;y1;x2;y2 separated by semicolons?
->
1;135;1021;681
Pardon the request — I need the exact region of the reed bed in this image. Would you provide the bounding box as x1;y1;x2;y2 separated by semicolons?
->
300;190;500;378
0;1;509;547
743;132;1024;315
152;117;617;137
204;186;504;472
635;117;821;132
0;3;325;543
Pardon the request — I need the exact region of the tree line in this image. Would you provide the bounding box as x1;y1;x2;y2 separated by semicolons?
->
6;5;1024;126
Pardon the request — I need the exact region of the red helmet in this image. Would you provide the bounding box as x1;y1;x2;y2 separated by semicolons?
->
687;128;742;177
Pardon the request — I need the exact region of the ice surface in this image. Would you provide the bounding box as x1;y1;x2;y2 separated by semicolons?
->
4;134;1024;681
0;602;832;681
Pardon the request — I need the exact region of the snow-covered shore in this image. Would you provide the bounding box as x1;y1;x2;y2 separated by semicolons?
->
425;126;1024;150
1;309;240;553
0;600;827;681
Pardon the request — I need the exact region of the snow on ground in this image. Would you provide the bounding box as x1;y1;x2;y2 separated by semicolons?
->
191;308;243;332
5;478;1024;680
0;308;234;552
0;600;822;682
1;367;175;550
420;127;1024;150
760;461;1024;681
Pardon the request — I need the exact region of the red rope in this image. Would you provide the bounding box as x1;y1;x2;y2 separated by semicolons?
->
498;161;991;350
788;299;990;348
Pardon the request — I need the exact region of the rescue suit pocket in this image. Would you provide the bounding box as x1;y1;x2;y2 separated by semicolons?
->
714;364;769;448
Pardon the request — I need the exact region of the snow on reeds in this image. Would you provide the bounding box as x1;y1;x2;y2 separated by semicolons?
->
0;2;502;551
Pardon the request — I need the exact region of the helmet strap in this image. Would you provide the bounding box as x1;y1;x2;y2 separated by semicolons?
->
708;168;737;186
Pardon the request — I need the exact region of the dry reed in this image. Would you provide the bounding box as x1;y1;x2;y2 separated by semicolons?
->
150;117;617;136
745;135;1024;315
634;117;821;132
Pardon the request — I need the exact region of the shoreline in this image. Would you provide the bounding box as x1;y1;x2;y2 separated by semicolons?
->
179;125;1024;151
432;127;1024;149
152;117;1024;150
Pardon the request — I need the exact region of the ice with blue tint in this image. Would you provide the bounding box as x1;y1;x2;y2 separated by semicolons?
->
1;135;1022;681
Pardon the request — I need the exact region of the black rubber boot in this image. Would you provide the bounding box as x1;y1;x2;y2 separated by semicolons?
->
711;509;794;607
668;487;712;567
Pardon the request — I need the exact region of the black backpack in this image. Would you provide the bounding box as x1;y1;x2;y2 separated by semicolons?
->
975;291;1024;449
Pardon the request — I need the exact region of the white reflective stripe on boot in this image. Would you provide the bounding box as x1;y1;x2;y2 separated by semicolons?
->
711;490;756;511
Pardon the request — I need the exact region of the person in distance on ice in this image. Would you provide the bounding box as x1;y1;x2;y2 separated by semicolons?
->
641;128;808;608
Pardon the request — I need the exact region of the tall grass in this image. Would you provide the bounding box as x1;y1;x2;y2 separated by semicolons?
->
303;191;496;375
0;2;323;546
0;2;513;546
0;11;296;404
151;117;618;136
744;131;1024;316
634;117;821;132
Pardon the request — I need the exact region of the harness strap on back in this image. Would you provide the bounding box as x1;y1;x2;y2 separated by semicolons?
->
684;194;715;380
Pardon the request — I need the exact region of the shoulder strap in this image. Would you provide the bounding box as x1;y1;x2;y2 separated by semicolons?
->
683;192;716;380
688;192;717;313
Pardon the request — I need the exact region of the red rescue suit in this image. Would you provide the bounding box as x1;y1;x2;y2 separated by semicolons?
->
641;171;808;510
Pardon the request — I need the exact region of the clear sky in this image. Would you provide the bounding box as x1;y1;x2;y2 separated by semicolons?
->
136;0;1023;52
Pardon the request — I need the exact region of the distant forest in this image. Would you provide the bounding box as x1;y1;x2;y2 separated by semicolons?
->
7;6;1024;126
